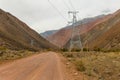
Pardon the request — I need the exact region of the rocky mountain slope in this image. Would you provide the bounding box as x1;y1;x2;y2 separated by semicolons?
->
0;9;56;50
82;10;120;50
46;9;120;50
40;30;58;38
47;15;106;48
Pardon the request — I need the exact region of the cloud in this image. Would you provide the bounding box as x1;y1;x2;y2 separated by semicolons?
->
0;0;120;33
101;9;111;14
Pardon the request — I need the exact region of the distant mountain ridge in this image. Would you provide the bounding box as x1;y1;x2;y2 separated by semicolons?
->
45;14;106;48
40;30;58;38
44;9;120;50
41;15;105;38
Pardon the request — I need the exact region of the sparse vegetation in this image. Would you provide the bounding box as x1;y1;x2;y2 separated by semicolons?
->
75;60;86;72
68;48;81;52
93;48;101;52
0;48;37;63
83;48;89;52
62;51;120;80
61;48;68;52
0;46;7;51
62;52;74;58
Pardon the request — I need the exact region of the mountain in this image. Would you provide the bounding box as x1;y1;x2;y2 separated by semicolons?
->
40;30;58;38
0;9;57;50
46;14;106;48
46;9;120;50
82;9;120;50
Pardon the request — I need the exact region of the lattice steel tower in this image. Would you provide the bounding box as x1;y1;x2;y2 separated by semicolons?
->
68;11;83;51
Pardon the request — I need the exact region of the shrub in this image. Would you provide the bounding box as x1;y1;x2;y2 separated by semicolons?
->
0;46;7;51
61;48;68;52
0;51;4;56
75;60;86;72
71;48;81;52
63;53;74;58
83;48;89;52
75;49;81;52
94;48;101;52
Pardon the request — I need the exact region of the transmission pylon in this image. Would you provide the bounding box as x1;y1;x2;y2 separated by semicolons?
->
31;39;34;47
68;11;83;51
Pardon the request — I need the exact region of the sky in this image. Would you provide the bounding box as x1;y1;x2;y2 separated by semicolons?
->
0;0;120;33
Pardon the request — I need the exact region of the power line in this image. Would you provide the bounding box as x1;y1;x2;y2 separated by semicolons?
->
68;0;80;20
69;0;75;10
48;0;68;21
62;0;71;11
63;0;78;21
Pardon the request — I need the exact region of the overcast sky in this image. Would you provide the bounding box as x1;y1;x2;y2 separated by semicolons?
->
0;0;120;33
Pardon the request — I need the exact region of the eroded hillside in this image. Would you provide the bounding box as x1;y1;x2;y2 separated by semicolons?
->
82;10;120;50
0;9;56;50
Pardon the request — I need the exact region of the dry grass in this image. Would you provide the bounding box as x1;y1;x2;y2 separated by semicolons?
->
62;51;120;80
0;48;37;64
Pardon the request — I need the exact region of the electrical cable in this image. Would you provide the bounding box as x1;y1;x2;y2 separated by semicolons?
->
48;0;68;21
68;0;80;20
62;0;71;11
69;0;75;10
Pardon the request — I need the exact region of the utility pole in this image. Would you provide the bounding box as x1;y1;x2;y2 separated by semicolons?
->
68;11;83;51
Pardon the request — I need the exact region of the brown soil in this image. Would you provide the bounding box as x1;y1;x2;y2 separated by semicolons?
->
0;52;86;80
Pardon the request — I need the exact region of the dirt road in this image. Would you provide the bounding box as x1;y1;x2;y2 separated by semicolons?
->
0;52;64;80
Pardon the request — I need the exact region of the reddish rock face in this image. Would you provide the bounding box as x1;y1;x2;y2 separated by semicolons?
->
0;9;56;50
47;28;72;48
